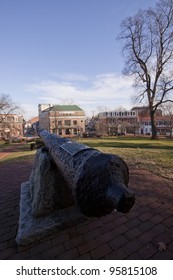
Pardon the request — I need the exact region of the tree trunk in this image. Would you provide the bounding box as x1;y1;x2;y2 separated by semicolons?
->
170;127;173;137
150;111;158;139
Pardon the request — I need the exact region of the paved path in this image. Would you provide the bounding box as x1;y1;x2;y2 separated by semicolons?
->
0;156;173;259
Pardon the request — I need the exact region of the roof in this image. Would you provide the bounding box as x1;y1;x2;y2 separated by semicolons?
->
28;116;39;124
42;105;83;112
131;106;149;111
0;113;23;117
139;115;172;121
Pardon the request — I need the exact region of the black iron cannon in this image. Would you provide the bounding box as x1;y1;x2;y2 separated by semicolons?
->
38;130;135;217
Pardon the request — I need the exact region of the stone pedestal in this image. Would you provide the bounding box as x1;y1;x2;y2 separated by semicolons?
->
16;181;86;246
16;147;86;246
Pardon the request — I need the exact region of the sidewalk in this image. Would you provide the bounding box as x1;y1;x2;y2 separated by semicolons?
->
0;156;173;260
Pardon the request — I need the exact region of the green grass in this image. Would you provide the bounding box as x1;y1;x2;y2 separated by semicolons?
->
0;142;36;163
0;151;36;163
1;137;173;180
0;141;6;150
79;136;173;149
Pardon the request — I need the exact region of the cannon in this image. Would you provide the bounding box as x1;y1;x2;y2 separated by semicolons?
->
38;130;135;217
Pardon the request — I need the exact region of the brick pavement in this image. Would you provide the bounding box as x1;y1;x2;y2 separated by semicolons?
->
0;154;173;260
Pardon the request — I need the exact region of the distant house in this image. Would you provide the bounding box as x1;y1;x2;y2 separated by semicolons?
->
96;107;173;136
24;116;39;136
0;114;24;139
97;109;139;135
131;106;162;117
139;115;173;136
28;116;39;125
38;104;85;137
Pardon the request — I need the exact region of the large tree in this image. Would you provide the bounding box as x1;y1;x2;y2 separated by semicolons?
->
0;93;20;117
0;93;22;137
118;0;173;139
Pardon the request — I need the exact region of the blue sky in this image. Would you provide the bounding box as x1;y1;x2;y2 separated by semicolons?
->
0;0;156;119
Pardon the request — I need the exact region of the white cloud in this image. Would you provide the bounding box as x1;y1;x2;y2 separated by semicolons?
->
50;72;89;82
24;72;134;118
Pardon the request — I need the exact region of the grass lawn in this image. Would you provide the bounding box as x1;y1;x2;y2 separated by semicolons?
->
0;136;173;180
0;142;36;163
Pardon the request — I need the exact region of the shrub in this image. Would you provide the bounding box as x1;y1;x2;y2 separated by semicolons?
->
35;139;45;149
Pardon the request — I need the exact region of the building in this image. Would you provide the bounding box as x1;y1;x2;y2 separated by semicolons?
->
24;116;39;137
38;104;85;137
131;106;162;117
96;107;173;136
139;115;173;136
97;109;139;135
0;114;24;139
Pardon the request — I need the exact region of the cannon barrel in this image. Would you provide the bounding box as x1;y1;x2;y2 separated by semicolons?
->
39;130;135;217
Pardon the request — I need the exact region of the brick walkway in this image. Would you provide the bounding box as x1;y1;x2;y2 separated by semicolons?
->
0;153;173;259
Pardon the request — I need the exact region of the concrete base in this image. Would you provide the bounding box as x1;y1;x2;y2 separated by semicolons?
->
16;181;87;246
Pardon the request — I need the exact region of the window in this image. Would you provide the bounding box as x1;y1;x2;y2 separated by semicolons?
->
73;128;77;134
64;120;71;126
58;121;62;126
65;128;71;135
73;120;77;125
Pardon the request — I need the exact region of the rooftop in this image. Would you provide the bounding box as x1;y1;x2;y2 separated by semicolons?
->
42;105;84;112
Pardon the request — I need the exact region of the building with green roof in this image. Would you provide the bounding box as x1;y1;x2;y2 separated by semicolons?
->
38;104;85;137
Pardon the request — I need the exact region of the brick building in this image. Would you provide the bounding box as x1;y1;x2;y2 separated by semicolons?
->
139;115;173;136
0;114;24;139
96;107;173;136
97;110;139;135
38;104;85;137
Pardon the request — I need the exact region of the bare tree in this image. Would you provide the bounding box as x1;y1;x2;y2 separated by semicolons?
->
161;102;173;115
0;93;22;138
118;0;173;139
0;93;20;117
